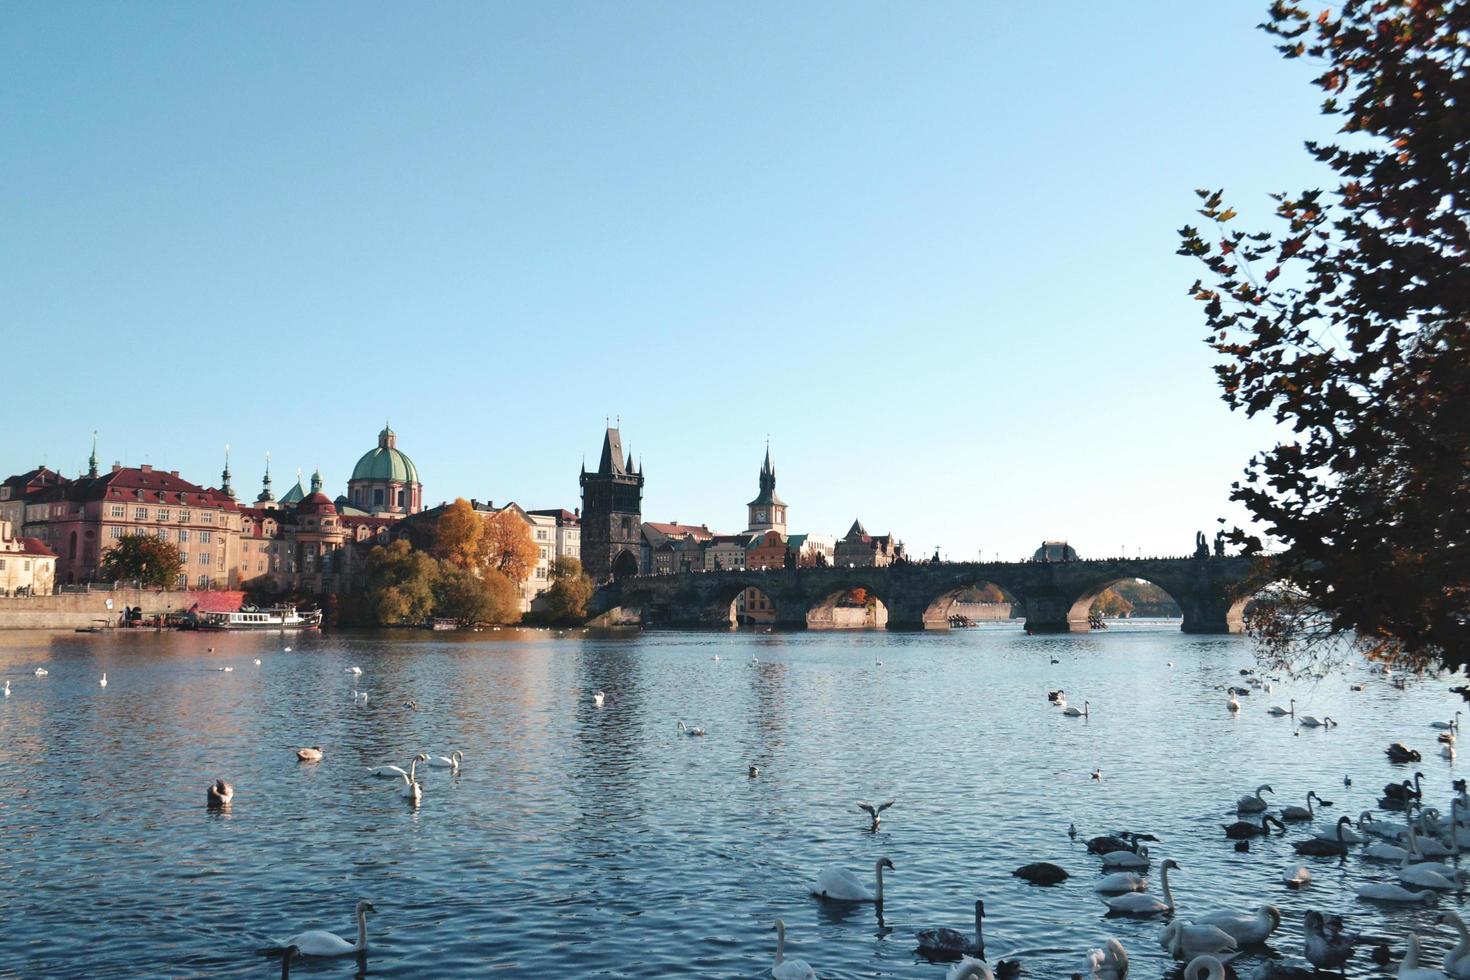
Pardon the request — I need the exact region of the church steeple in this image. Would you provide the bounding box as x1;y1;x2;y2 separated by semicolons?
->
256;452;275;504
746;441;787;535
87;431;99;479
221;444;234;498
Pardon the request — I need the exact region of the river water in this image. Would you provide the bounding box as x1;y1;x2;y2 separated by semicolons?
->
0;623;1465;978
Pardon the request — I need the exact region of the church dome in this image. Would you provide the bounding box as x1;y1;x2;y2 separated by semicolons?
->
350;426;419;485
298;491;336;514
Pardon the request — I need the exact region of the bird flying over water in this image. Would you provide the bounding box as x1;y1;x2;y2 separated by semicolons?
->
858;799;895;829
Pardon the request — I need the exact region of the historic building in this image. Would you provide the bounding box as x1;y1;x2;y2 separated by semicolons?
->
526;508;581;567
0;466;66;531
0;518;56;595
745;529;789;571
640;521;712;575
786;532;836;568
579;426;643;581
347;425;423;517
703;534;748;571
18;448;242;587
745;445;787;536
833;518;903;568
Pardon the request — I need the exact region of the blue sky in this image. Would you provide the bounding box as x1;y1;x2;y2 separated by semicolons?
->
1;3;1339;560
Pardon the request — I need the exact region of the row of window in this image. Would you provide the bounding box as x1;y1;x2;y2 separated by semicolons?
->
0;559;34;571
111;505;215;523
178;552;213;565
175;574;215;588
108;527;211;543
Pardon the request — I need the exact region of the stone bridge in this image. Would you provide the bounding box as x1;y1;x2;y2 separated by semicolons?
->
590;556;1266;633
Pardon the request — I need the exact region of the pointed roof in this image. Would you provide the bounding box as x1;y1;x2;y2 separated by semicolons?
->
279;470;307;505
597;427;627;476
747;443;785;508
846;518;867;538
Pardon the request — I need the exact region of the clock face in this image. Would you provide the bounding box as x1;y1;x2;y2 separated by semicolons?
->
755;509;768;522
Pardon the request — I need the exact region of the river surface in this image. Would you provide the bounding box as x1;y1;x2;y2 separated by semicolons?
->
1;623;1466;978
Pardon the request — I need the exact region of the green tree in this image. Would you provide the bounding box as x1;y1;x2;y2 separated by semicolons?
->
364;539;438;625
541;556;594;622
97;534;184;588
1179;1;1470;671
433;561;495;624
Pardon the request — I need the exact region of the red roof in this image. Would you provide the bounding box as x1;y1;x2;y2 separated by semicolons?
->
298;492;336;513
18;537;55;557
35;465;238;512
645;521;713;541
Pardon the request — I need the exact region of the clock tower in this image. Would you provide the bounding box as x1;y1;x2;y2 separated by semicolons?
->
745;444;787;536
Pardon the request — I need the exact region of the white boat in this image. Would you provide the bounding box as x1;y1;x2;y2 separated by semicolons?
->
197;606;322;631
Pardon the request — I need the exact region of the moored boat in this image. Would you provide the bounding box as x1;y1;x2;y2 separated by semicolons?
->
196;606;322;631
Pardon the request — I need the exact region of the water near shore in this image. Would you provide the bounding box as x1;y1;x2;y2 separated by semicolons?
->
0;623;1464;978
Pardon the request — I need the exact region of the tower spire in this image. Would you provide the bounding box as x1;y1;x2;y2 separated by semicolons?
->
87;431;99;479
221;443;234;498
257;452;275;503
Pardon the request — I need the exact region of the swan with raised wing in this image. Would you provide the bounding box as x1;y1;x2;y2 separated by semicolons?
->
857;799;895;829
813;857;893;903
770;920;817;979
277;900;375;957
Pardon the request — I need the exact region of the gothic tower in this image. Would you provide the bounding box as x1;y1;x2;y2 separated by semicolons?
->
746;443;787;536
579;426;644;581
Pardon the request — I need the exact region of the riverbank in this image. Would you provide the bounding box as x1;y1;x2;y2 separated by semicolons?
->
0;588;241;630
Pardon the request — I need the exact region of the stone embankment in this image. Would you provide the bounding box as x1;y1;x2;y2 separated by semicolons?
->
0;589;243;630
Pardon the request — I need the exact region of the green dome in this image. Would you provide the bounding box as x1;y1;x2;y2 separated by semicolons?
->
350;427;420;485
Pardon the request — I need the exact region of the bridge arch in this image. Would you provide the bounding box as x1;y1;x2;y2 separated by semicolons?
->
1064;576;1185;631
806;579;891;630
921;580;1024;629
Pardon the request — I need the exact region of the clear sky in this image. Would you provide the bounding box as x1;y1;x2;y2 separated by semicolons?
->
2;2;1338;560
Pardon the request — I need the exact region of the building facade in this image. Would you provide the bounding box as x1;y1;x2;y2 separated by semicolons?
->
0;519;56;595
526;508;581;568
833;518;903;568
579;427;644;581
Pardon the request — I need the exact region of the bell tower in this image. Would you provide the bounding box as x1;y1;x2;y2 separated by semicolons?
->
746;443;786;536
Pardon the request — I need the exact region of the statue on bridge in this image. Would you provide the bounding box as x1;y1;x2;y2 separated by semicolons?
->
1214;530;1226;558
1194;531;1209;559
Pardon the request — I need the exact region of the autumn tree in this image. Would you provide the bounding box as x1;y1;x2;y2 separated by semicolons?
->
483;509;539;583
97;534;184;588
432;498;486;568
364;539;438;625
433;560;521;625
1179;1;1470;672
541;556;594;622
1090;588;1135;619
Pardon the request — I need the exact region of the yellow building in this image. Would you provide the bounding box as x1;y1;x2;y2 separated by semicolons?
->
0;518;56;595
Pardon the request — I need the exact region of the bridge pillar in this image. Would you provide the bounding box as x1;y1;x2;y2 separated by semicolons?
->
1022;594;1089;633
1179;594;1246;634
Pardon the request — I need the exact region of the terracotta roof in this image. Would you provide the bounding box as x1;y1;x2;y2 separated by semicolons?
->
644;521;713;541
40;465;239;511
18;537;56;557
2;467;68;497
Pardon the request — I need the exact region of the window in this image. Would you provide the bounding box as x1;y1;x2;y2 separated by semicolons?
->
134;507;148;520
179;510;190;523
396;489;405;507
157;508;170;522
180;552;189;564
110;505;124;518
178;530;190;543
198;574;209;588
24;560;31;572
201;512;212;523
536;529;549;541
535;567;546;579
199;553;211;566
176;573;187;587
199;530;211;544
156;529;169;540
0;560;5;570
110;527;123;540
539;547;548;560
373;488;384;506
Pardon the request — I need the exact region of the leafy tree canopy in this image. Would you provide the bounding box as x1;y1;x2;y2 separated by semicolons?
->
97;534;184;588
1179;0;1470;671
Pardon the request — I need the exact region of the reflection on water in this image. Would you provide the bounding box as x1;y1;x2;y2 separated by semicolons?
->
0;623;1466;977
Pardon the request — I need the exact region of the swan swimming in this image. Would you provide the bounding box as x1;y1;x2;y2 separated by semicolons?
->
1355;881;1433;903
1104;858;1177;914
206;779;233;808
1398;933;1450;979
1181;954;1229;980
916;899;985;958
593;690;605;708
1266;699;1296;717
1063;700;1090;718
1432;712;1463;731
770;919;817;979
99;673;107;688
813;856;893;903
676;720;706;737
1228;692;1241;713
368;754;428;779
1161;922;1238;962
1304;911;1355;970
426;751;462;772
1282;865;1312;889
1093;871;1147;894
1298;715;1336;728
1281;791;1327;822
254;658;262;666
1237;784;1274;813
1100;845;1150;869
296;747;323;762
3;680;8;696
946;956;994;980
400;759;422;805
278;900;375;957
1083;938;1128;979
1195;905;1281;945
345;666;362;675
33;668;47;677
1436;911;1470;979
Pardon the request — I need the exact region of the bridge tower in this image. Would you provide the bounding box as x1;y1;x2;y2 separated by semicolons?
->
580;426;644;582
745;443;787;536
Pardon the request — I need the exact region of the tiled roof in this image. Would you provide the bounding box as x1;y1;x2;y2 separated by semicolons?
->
18;537;56;557
40;465;238;511
644;522;713;541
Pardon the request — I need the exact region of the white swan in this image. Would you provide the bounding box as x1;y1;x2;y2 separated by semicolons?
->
1283;864;1312;888
1104;859;1177;914
1431;712;1463;731
254;658;262;666
770;919;817;979
1195;905;1280;945
33;668;47;677
1436;911;1470;979
99;673;107;688
1063;700;1090;718
400;759;422;805
426;751;462;771
1266;698;1296;717
813;857;893;903
3;680;9;696
278;900;375;957
1399;849;1461;891
1355;881;1433;903
946;957;994;980
345;666;362;675
1161;921;1238;962
1182;954;1229;980
676;720;706;736
593;690;605;708
1399;933;1450;979
1237;784;1273;813
1228;692;1240;713
1361;810;1407;838
1084;938;1128;980
1100;845;1150;869
296;746;323;762
1298;715;1336;728
1093;871;1147;894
